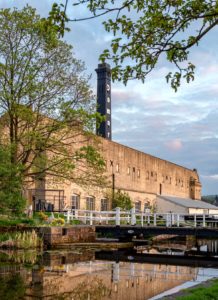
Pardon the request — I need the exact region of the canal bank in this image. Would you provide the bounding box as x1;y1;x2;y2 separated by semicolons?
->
159;277;218;299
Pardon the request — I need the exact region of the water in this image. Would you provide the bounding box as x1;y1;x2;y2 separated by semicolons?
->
0;238;218;300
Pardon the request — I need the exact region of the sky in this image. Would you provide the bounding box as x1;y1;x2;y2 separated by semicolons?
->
1;0;218;195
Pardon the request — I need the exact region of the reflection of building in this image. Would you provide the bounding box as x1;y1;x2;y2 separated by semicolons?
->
4;249;218;300
28;63;203;213
27;259;198;300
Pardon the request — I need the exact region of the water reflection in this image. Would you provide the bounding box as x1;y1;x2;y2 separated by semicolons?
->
143;237;218;256
0;239;218;300
0;273;26;300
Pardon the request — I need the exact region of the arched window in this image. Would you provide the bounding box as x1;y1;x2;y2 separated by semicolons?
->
144;201;150;212
135;200;141;212
86;196;95;211
101;198;109;211
71;194;80;210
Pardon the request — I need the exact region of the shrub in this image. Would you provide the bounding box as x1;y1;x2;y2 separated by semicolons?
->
0;230;43;249
50;217;65;226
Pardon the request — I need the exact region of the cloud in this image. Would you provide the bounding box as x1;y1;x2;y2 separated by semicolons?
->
165;139;183;151
1;0;218;195
203;174;218;181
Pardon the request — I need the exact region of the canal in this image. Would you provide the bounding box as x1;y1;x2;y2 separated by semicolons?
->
1;238;218;299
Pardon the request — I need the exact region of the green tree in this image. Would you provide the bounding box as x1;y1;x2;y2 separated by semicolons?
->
0;146;25;214
0;6;106;208
51;0;218;90
112;190;132;210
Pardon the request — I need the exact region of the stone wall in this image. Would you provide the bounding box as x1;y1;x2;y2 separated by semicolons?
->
39;226;95;247
46;137;201;212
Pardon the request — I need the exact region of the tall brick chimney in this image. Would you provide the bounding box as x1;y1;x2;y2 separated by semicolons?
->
95;63;112;140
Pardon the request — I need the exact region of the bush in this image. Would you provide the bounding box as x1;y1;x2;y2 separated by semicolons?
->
50;217;65;226
112;190;133;210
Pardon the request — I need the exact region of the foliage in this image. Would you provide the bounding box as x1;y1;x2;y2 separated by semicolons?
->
177;278;218;299
69;219;83;225
37;211;49;222
34;211;66;226
51;0;218;90
111;190;132;210
0;146;26;215
0;230;43;249
202;195;218;206
50;217;65;226
0;6;106;201
0;273;26;300
0;217;35;226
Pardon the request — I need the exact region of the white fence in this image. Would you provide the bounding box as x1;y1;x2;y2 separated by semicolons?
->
64;207;218;228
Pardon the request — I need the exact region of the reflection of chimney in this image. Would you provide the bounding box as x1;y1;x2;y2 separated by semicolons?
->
95;63;112;140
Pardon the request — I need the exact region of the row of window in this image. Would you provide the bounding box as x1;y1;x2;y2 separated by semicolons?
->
72;194;150;212
107;162;141;177
106;162;191;188
72;194;109;211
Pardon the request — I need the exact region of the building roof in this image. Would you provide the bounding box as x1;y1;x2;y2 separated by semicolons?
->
158;195;218;210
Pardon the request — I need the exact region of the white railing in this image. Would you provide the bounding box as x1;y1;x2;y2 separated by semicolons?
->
64;208;218;228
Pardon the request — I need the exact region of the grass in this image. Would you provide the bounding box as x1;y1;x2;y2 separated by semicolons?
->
177;279;218;299
0;218;36;226
0;230;43;249
0;211;83;227
69;219;83;225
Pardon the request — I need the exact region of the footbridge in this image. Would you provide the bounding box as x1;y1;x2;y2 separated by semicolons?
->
65;208;218;239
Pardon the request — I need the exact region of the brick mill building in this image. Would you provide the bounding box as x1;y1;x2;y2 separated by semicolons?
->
29;63;203;213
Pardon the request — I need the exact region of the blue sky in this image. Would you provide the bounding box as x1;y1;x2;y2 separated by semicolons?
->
1;0;218;195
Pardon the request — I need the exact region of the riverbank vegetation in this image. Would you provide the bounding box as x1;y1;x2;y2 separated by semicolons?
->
0;211;82;228
0;230;42;249
176;278;218;299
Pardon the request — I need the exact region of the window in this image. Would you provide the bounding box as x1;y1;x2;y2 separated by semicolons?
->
107;97;110;103
127;166;130;175
133;167;135;173
135;201;141;212
107;108;111;114
86;196;95;210
107;120;110;126
154;172;157;181
137;169;140;178
116;163;119;173
151;171;153;177
107;132;110;138
101;198;109;211
72;194;80;209
144;202;150;212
